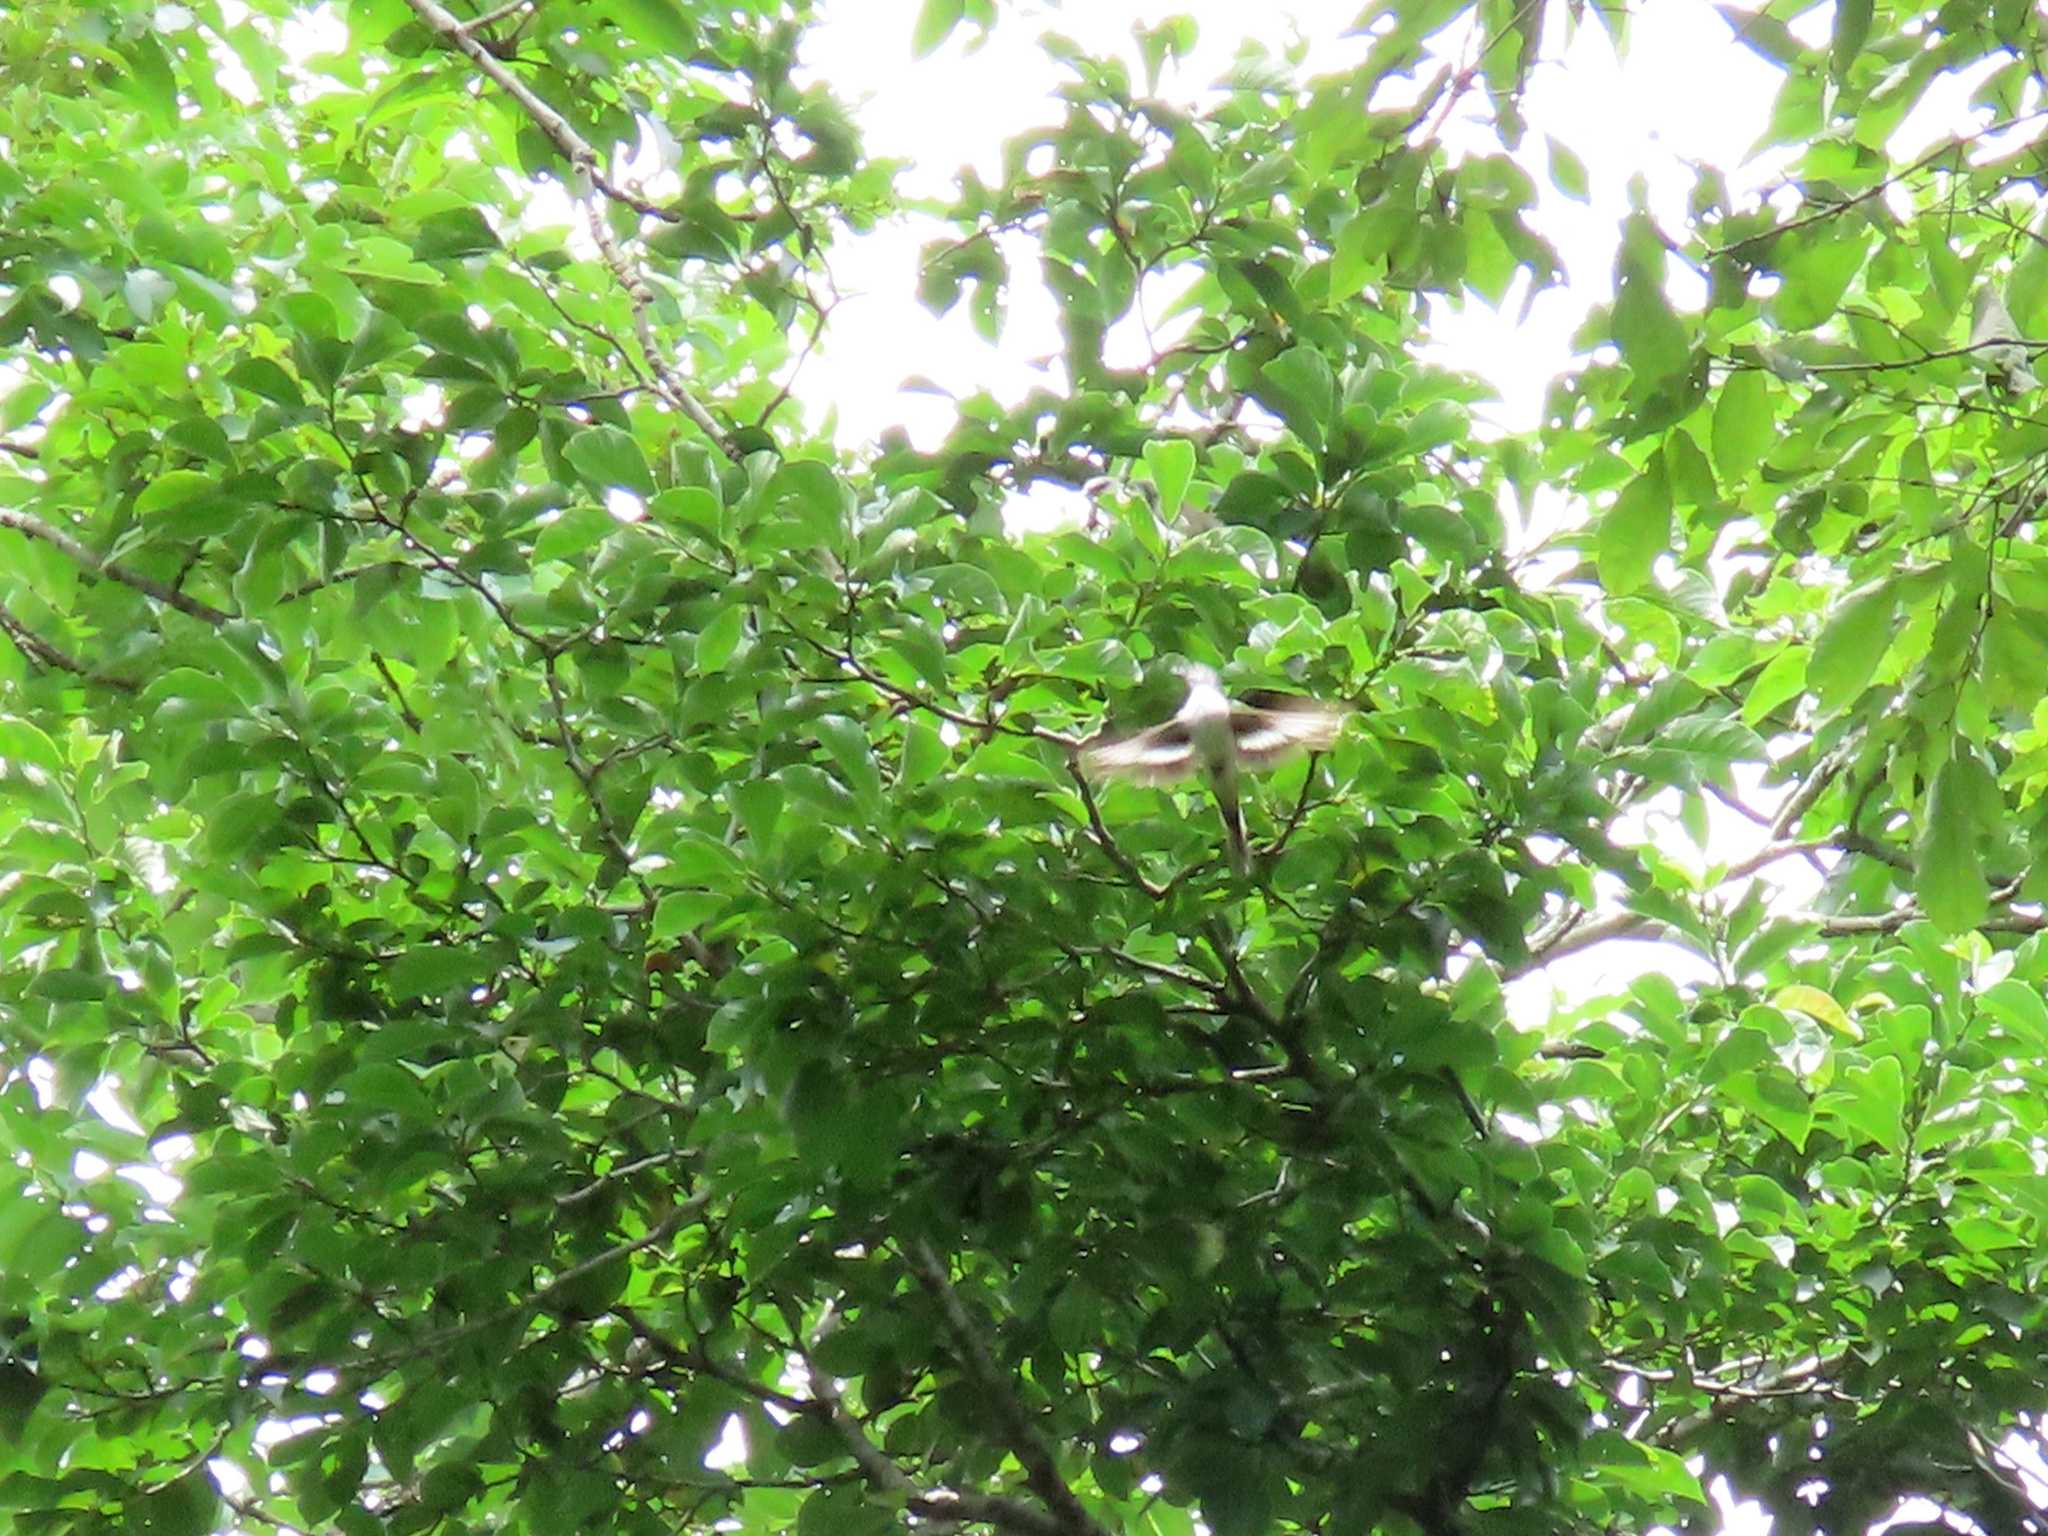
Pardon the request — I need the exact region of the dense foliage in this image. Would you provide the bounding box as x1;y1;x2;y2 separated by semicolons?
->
6;0;2048;1532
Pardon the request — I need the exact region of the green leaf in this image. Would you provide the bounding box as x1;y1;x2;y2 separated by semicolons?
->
1742;645;1808;725
1949;1213;2027;1252
411;207;501;261
1545;136;1588;201
204;790;281;860
1774;983;1859;1039
534;505;620;565
694;606;745;672
651;486;723;540
664;830;745;888
0;716;62;773
1722;1068;1812;1150
911;0;965;55
1806;582;1897;715
1257;347;1336;452
1597;458;1670;595
119;34;179;133
896;717;947;791
608;0;698;57
1772;231;1867;331
1828;1055;1904;1151
814;715;883;808
563;425;657;499
133;1470;220;1536
384;946;488;1000
1915;749;1992;934
653;889;726;940
728;777;782;857
1830;0;1873;82
1710;368;1773;481
768;459;849;550
135;470;215;517
1143;437;1196;523
1612;217;1690;389
1714;3;1806;64
226;357;304;406
28;969;111;1003
1977;978;2048;1050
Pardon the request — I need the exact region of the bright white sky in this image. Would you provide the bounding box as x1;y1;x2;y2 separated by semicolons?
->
804;0;1780;439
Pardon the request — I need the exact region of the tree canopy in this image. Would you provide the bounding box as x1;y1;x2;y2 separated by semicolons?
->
6;1;2048;1533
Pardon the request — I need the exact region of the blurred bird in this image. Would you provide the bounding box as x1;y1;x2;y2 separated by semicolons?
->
1080;664;1345;875
1970;286;2038;392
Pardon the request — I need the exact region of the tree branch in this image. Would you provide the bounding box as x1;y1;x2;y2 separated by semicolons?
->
902;1237;1113;1536
401;0;738;459
0;508;231;626
620;1306;1078;1536
1068;764;1165;897
1704;106;2048;259
0;599;136;690
401;0;673;220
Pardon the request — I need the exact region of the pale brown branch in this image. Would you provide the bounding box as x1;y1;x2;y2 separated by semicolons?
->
620;1307;1074;1536
1717;334;2048;379
395;0;741;462
577;194;738;459
401;0;671;219
1769;749;1844;838
1068;763;1165;897
555;1149;690;1209
1513;861;2044;978
401;0;737;459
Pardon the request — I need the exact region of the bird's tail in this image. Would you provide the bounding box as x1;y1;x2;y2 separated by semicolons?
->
1217;783;1249;876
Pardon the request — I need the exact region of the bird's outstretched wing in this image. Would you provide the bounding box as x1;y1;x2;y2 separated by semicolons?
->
1081;697;1344;782
1079;720;1200;784
1229;699;1344;767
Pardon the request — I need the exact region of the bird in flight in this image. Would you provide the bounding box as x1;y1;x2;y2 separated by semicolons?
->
1080;664;1344;875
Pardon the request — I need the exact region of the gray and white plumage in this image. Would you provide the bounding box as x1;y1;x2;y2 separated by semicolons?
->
1080;665;1344;874
1971;288;2039;392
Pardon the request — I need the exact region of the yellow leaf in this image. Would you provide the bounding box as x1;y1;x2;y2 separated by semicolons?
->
1776;984;1860;1039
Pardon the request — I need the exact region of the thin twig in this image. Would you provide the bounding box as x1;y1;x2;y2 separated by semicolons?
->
1068;764;1165;897
454;0;532;33
620;1307;1075;1536
578;190;739;459
556;1149;689;1208
370;651;425;733
402;0;672;219
1705;107;2048;260
0;599;136;689
402;0;738;459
